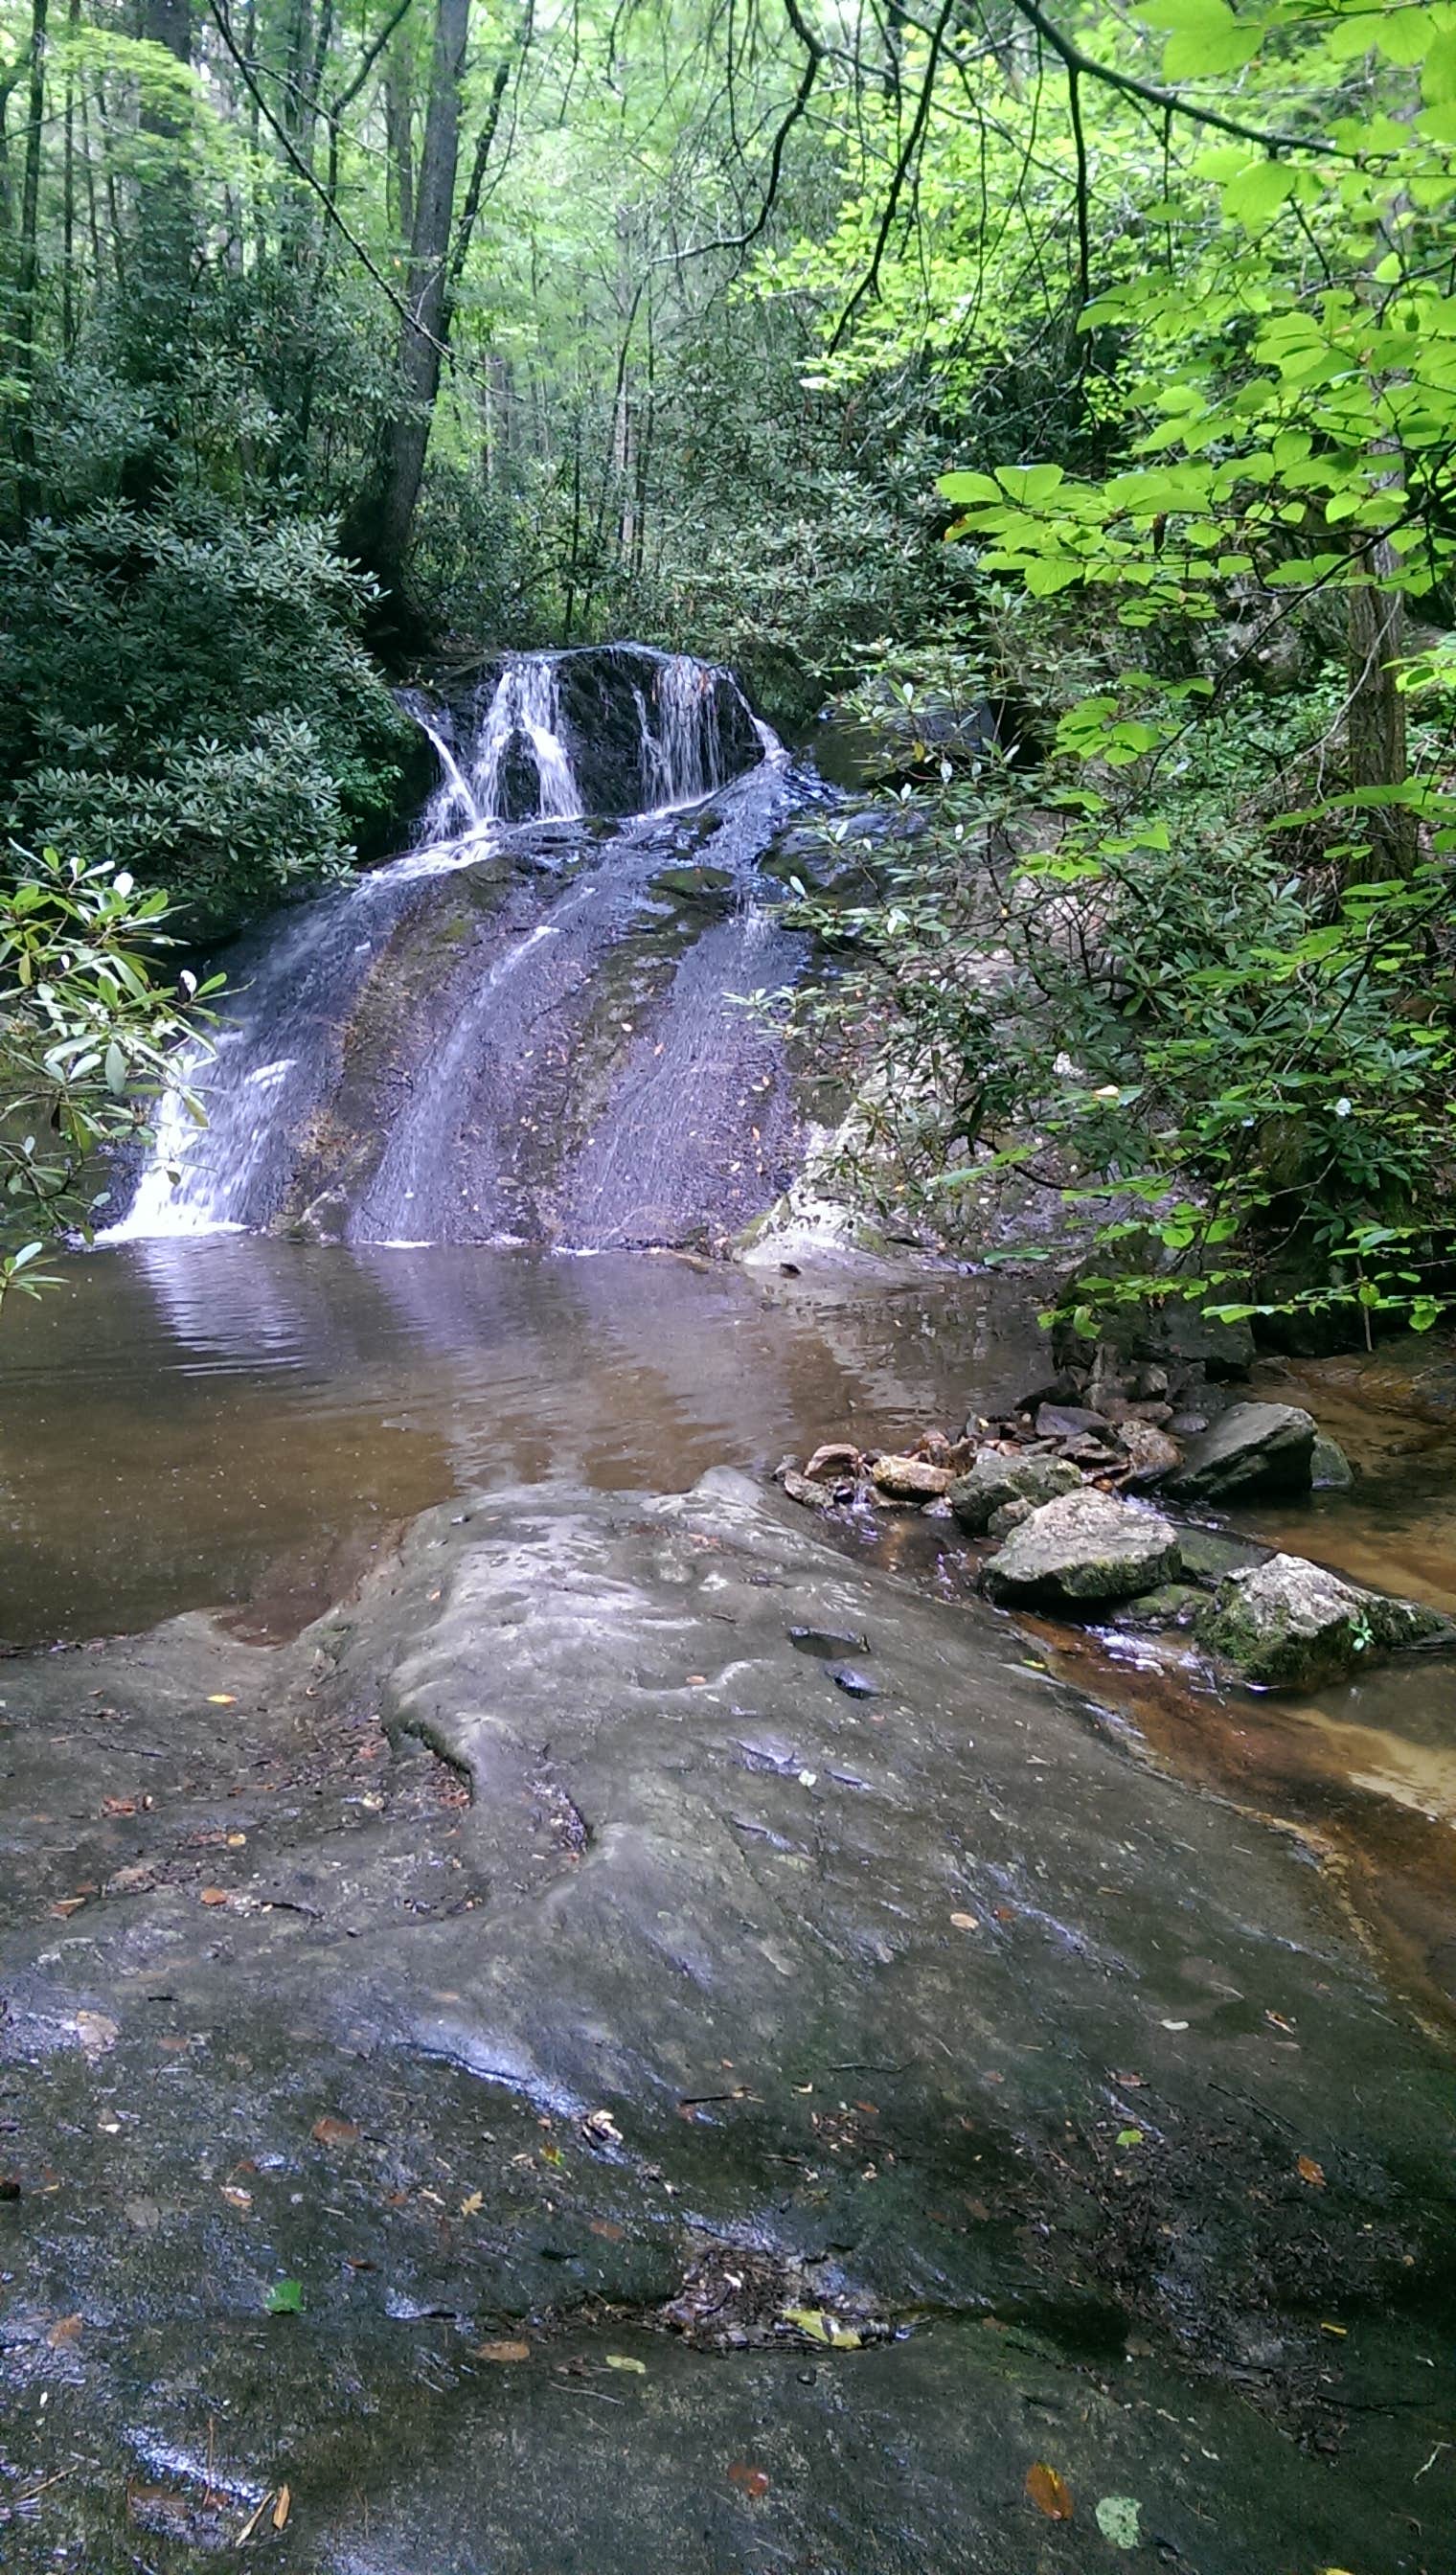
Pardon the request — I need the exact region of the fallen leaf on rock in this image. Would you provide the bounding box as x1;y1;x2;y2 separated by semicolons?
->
47;2313;82;2346
199;1887;231;1907
949;1912;979;1930
459;2190;485;2217
1026;2461;1074;2520
1116;2128;1143;2148
236;2491;275;2546
72;2010;119;2058
310;2116;359;2148
207;1695;238;1707
728;2462;770;2499
264;2279;304;2314
226;1833;247;1848
102;1795;136;1815
220;2185;253;2210
51;1897;86;1918
605;2353;647;2373
474;2339;531;2362
1297;2154;1326;2189
1095;2495;1141;2550
272;2484;291;2532
782;2306;862;2350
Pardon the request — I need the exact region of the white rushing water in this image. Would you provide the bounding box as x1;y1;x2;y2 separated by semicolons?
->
105;648;789;1244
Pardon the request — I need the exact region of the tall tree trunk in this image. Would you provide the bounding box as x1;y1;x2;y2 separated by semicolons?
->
1346;537;1417;882
122;0;194;501
342;0;467;604
384;47;414;241
11;0;49;486
61;0;78;349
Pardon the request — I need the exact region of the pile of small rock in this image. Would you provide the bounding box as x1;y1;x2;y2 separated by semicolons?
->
775;1353;1453;1693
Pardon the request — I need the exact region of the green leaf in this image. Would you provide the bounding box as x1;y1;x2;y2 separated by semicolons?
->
1096;2495;1143;2550
1221;161;1296;226
264;2278;304;2314
1163;3;1263;80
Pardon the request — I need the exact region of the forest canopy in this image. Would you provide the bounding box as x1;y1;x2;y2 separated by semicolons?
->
2;0;1456;1327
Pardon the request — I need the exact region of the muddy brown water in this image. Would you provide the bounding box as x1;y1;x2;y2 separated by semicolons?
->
0;1239;1041;1647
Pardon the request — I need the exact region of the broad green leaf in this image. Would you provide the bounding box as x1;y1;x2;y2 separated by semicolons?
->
1096;2495;1143;2550
1221;161;1296;226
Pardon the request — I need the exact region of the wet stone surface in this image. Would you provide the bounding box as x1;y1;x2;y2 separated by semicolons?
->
1;1471;1453;2568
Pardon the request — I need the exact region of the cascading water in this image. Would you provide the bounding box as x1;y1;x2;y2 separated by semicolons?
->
469;657;581;821
106;646;808;1251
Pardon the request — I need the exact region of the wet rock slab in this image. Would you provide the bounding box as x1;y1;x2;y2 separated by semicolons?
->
1;1474;1453;2568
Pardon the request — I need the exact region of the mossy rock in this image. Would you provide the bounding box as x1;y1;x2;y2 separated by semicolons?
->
1196;1553;1452;1691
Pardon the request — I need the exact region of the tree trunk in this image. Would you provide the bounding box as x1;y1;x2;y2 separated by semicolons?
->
122;0;194;501
384;48;414;242
342;0;467;604
1346;536;1417;884
11;0;48;486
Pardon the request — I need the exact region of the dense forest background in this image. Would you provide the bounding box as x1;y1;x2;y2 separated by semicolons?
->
4;0;1456;1333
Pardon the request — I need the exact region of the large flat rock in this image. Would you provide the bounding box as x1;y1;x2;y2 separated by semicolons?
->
0;1473;1451;2568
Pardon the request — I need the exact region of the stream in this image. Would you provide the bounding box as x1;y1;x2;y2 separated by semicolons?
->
2;650;1454;2573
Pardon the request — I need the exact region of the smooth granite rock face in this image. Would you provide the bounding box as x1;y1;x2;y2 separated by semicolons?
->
0;1472;1451;2572
980;1487;1181;1608
1167;1400;1316;1500
1197;1550;1451;1690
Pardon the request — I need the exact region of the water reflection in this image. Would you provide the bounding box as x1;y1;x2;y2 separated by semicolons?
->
0;1239;1040;1646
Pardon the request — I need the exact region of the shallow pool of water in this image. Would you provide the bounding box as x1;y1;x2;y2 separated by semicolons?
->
0;1240;1039;1647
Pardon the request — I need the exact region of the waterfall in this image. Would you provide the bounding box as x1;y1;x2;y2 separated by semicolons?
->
399;690;483;841
469;657;581;821
644;654;725;808
104;646;797;1246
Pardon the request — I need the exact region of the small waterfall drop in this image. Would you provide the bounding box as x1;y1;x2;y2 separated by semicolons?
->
106;646;804;1247
469;657;581;821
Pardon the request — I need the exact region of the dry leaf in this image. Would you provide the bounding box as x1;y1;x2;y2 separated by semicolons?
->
604;2353;646;2373
310;2116;359;2148
272;2483;290;2532
459;2191;485;2217
1297;2153;1326;2189
207;1695;238;1707
72;2010;119;2058
220;2185;253;2210
51;1897;86;1917
949;1911;980;1930
199;1887;231;1907
473;2339;531;2362
102;1796;137;1815
47;2313;82;2346
236;2490;275;2545
727;2462;770;2498
1026;2461;1074;2521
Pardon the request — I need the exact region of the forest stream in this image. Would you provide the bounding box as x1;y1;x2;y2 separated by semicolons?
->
3;658;1455;2574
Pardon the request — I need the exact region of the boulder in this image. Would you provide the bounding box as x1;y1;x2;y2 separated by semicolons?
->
948;1450;1082;1535
1167;1401;1316;1502
1196;1553;1452;1692
1116;1420;1183;1487
1177;1527;1268;1587
981;1490;1181;1610
872;1454;953;1502
1310;1434;1354;1491
1035;1401;1112;1443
